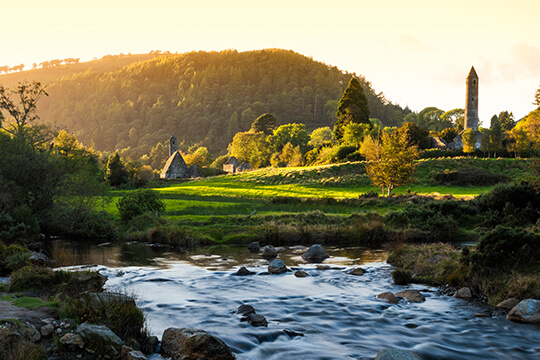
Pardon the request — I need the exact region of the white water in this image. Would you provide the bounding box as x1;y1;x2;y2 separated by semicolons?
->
78;247;540;360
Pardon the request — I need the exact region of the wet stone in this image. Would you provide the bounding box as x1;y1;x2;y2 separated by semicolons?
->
246;313;268;327
348;267;366;276
235;267;254;276
261;245;278;258
301;244;330;263
294;270;309;278
376;292;398;304
395;290;425;303
236;304;255;316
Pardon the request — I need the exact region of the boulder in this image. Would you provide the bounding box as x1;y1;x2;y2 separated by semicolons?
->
376;292;398;304
60;332;85;348
348;268;366;276
247;242;260;253
40;323;54;337
161;328;235;360
453;287;472;298
23;322;40;342
236;304;255;316
75;322;123;347
268;259;287;274
395;290;425;303
301;244;329;263
234;267;254;276
506;299;540;324
246;313;268;327
294;270;309;278
375;347;422;360
261;245;278;258
121;345;148;360
496;298;520;311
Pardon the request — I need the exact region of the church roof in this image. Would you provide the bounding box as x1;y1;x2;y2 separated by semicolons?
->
160;151;189;178
467;66;478;79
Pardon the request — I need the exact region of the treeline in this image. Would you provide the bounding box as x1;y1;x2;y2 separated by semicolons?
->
35;49;410;160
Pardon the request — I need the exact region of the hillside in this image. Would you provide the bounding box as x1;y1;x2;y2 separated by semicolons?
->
2;49;410;157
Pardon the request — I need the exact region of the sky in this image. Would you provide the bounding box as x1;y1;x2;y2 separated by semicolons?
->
3;0;539;123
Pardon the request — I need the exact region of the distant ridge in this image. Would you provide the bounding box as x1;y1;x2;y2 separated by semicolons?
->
2;49;410;157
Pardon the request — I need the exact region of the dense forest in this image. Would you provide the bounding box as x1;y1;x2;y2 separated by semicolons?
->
24;49;410;158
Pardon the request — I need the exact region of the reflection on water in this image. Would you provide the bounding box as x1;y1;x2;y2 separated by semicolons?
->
42;238;388;269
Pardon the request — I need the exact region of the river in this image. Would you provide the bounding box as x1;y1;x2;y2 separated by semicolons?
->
44;239;540;360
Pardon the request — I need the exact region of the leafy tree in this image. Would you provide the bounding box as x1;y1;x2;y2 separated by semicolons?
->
479;127;491;156
462;129;476;154
105;152;128;187
0;81;48;138
228;131;269;168
117;189;165;223
333;78;370;140
489;115;503;157
183;146;213;168
506;127;530;158
359;135;381;161
439;127;460;144
309;127;334;147
341;122;370;148
441;109;465;131
279;142;303;167
398;122;430;149
250;113;277;135
364;131;418;197
516;109;540;152
268;123;310;154
498;111;515;131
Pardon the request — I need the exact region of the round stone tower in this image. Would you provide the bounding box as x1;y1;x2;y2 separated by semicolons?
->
464;66;479;131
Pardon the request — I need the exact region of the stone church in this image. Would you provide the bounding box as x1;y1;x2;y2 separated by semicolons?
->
160;134;202;179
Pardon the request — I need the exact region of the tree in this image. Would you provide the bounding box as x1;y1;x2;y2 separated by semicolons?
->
183;146;213;168
498;111;515;131
228;131;269;168
364;131;418;197
398;122;430;149
489;115;503;157
479;127;491;156
439;127;459;144
342;122;370;147
441;109;465;131
0;81;48;138
462;129;476;154
309;127;334;147
506;127;530;158
105;152;128;187
250;113;276;135
117;189;165;223
333;77;370;140
268;123;310;154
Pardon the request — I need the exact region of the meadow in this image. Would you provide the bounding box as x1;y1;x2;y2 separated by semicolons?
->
109;157;534;246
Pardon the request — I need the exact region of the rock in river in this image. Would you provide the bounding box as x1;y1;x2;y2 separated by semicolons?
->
395;290;425;303
496;297;520;311
247;242;260;253
261;245;278;258
161;328;235;360
453;287;472;298
268;259;287;274
234;267;254;276
506;299;540;324
301;244;329;263
376;292;398;304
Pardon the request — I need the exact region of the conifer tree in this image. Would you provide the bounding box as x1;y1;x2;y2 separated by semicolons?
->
490;115;503;157
250;113;277;135
462;129;476;154
333;78;370;140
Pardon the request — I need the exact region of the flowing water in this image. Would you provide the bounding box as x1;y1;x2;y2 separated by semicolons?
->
45;239;540;360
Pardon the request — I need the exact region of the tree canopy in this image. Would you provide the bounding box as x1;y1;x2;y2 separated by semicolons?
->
333;77;371;140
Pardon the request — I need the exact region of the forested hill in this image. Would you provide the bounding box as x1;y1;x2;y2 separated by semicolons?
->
6;49;410;156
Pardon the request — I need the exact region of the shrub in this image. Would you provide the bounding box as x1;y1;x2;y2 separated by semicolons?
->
392;269;412;285
433;167;511;186
0;212;31;244
334;145;357;162
474;182;539;212
470;226;540;274
117;189;165;223
65;291;148;349
0;243;31;276
44;207;117;239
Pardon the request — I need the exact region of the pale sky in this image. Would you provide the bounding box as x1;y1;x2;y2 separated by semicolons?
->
3;0;540;122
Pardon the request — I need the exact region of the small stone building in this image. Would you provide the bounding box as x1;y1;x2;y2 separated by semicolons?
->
223;156;240;174
160;134;203;179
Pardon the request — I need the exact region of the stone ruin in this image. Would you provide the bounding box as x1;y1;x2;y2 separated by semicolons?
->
223;156;252;174
160;134;203;179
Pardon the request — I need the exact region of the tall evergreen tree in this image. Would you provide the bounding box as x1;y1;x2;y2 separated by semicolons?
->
333;78;370;140
498;111;515;131
250;113;277;135
490;115;503;157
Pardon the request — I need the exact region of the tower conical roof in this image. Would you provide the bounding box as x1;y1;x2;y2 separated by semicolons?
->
467;66;478;79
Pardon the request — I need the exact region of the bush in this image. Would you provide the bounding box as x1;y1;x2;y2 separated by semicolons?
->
117;189;165;223
433;167;511;186
44;207;117;239
0;243;30;276
470;226;540;274
0;212;31;244
334;145;357;161
66;291;148;349
474;182;539;212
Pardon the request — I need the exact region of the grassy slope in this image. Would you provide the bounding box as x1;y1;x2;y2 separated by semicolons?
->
108;158;532;222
